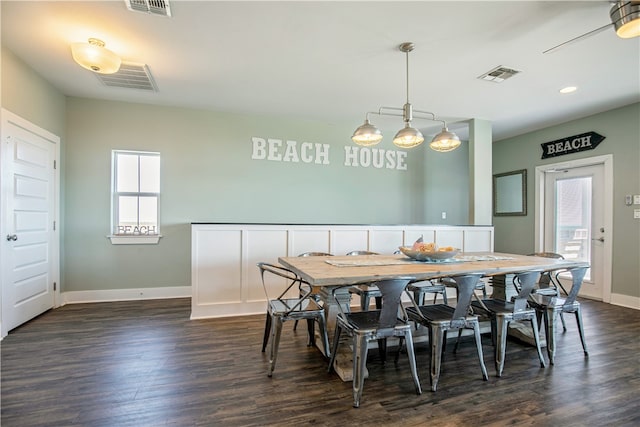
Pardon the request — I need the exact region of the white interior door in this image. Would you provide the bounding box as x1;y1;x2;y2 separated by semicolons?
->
1;110;59;336
542;163;607;300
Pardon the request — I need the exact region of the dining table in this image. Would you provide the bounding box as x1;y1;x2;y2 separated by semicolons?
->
278;251;589;381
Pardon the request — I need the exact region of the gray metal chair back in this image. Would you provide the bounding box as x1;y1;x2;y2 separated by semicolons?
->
346;250;378;256
529;266;589;364
298;252;333;257
559;266;587;306
405;274;488;391
328;277;422;407
257;262;330;377
471;270;546;377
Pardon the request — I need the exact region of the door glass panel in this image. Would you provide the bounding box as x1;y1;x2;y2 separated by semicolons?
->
554;176;592;280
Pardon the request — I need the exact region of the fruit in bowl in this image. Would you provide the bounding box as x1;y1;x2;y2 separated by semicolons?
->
399;244;460;261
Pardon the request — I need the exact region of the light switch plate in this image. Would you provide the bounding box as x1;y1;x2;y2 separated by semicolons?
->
635;209;640;219
634;195;640;205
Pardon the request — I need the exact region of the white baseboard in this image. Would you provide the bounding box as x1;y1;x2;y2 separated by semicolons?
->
609;293;640;310
62;286;191;305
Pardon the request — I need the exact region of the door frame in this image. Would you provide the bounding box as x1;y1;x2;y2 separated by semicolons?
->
534;154;613;303
0;109;61;338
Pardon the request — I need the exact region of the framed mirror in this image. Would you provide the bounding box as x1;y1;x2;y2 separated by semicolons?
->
493;169;527;216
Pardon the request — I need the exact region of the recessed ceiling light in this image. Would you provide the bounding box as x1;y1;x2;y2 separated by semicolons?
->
560;86;578;94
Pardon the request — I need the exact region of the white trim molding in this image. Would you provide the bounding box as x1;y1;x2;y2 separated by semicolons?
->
609;293;640;310
63;286;191;304
534;154;613;303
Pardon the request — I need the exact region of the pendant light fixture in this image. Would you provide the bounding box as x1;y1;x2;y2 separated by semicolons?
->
352;42;461;152
71;38;121;74
611;1;640;39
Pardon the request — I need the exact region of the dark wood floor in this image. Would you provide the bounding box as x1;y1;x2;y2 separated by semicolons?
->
1;297;639;426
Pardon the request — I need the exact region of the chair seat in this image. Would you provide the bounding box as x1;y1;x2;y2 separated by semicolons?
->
406;304;454;322
342;310;407;332
269;298;323;317
472;299;536;317
529;294;579;312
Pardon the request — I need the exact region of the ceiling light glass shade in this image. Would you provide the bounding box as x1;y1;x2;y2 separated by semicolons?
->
610;1;640;38
429;128;461;152
71;38;121;74
352;120;383;146
392;123;424;148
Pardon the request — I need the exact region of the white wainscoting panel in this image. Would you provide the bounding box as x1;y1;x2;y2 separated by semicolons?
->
191;224;494;319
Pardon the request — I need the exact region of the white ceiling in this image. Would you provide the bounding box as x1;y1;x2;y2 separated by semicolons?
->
2;1;639;141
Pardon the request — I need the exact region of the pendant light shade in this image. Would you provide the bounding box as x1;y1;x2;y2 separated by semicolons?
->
351;42;460;152
393;124;424;149
352;119;383;146
71;38;121;74
429;127;461;152
611;1;640;38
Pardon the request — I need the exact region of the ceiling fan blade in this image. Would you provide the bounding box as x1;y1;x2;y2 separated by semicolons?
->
543;23;613;54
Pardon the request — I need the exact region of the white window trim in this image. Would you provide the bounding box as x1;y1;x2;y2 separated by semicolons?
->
110;150;161;245
107;234;162;245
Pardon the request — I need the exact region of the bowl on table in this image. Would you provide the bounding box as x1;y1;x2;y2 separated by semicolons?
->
398;246;460;262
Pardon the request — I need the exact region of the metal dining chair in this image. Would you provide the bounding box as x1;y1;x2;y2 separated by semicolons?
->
471;270;547;377
346;251;382;311
328;277;422;408
405;274;489;391
257;262;331;377
528;266;589;364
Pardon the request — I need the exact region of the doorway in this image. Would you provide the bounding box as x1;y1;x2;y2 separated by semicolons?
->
535;155;613;302
1;110;60;337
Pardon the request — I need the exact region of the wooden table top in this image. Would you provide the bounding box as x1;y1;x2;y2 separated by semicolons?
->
278;252;589;287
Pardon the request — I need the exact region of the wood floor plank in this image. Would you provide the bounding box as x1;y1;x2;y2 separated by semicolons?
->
1;298;639;426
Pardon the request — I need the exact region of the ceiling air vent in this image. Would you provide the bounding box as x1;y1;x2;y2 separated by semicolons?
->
125;0;171;17
478;66;521;83
95;62;158;92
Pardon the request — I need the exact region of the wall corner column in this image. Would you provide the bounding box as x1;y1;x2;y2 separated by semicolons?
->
468;118;493;225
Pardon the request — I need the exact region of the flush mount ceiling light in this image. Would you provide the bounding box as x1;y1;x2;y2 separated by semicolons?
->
352;42;460;152
71;38;121;74
559;86;578;94
611;1;640;38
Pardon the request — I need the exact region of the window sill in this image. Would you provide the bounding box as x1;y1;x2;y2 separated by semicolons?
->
107;235;162;245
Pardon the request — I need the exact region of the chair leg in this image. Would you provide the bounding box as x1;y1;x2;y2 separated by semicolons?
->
377;338;387;364
472;322;489;381
441;288;448;305
306;319;316;347
352;334;369;408
262;312;271;352
530;315;547;368
454;329;463;354
317;313;331;359
560;312;567;332
361;295;370;311
430;326;445;391
374;296;382;310
545;307;557;365
403;329;422;395
575;306;589;356
268;316;284;377
293;319;299;331
328;324;342;373
495;317;508;377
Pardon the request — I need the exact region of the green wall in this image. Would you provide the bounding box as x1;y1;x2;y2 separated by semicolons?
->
64;98;469;292
493;103;640;298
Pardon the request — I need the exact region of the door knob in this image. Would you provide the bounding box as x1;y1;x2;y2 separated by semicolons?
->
6;234;17;241
591;237;604;243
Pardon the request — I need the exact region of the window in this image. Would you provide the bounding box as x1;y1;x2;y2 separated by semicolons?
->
110;150;161;244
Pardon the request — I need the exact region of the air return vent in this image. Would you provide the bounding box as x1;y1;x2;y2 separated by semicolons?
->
125;0;171;17
95;62;158;92
478;66;521;83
